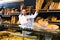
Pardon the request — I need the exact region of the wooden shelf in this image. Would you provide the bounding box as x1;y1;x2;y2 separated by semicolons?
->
38;10;60;13
49;21;60;25
10;12;20;16
2;15;11;18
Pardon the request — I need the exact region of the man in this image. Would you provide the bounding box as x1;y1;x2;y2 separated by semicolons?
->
19;9;38;34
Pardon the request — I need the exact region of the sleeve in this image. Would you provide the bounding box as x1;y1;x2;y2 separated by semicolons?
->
29;12;38;18
19;15;21;23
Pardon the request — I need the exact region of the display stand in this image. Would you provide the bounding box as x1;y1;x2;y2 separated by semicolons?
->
45;34;53;40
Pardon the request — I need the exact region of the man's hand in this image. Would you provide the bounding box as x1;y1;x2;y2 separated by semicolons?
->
35;10;39;13
27;18;32;20
19;25;26;29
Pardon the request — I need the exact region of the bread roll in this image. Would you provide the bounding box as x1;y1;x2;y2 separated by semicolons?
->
45;24;59;30
38;19;48;27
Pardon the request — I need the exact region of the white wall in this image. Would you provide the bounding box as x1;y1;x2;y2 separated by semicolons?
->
0;0;24;4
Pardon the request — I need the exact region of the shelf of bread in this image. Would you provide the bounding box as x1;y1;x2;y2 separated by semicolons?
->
33;17;59;32
0;30;37;40
50;16;60;22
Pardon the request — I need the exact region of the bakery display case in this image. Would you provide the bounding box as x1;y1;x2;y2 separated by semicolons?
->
0;31;37;40
0;23;59;40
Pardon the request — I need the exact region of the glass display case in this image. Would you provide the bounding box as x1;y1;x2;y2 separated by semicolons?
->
0;23;60;40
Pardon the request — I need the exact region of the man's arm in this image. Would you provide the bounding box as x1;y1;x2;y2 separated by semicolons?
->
30;10;38;19
26;10;39;20
19;15;21;23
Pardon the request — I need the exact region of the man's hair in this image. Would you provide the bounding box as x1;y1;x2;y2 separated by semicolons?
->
21;9;27;12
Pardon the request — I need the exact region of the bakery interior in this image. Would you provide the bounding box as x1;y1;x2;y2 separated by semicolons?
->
0;0;60;40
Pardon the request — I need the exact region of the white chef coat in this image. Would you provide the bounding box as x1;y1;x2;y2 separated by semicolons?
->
19;12;38;28
19;12;38;35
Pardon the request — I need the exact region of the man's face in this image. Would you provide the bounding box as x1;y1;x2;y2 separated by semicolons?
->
21;9;27;15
